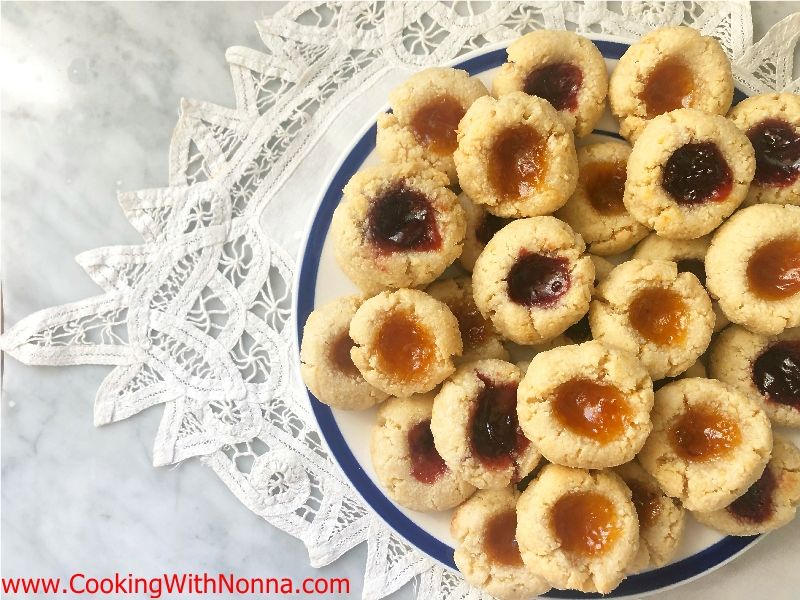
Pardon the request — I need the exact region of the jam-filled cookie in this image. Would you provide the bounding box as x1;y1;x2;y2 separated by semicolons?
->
609;26;734;142
727;93;800;206
376;67;489;183
518;341;653;469
452;487;551;600
709;325;800;427
556;141;648;255
653;358;707;391
454;92;578;217
300;296;389;410
431;360;539;489
371;394;475;511
331;162;466;294
633;233;728;331
589;259;715;380
615;460;685;573
457;192;514;271
706;204;800;335
638;378;772;512
492;30;608;137
624;108;755;239
516;464;639;594
349;289;462;396
472;217;594;345
692;434;800;536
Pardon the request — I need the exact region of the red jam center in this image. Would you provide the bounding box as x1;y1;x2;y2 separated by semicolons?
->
507;251;571;308
627;479;662;530
752;340;800;410
488;124;547;200
628;287;688;346
407;419;448;484
409;95;465;155
330;331;359;378
668;405;741;462
375;311;435;382
523;62;583;112
565;314;592;343
470;373;529;472
676;258;707;287
662;142;733;206
641;58;695;118
746;238;800;301
747;118;800;187
367;184;441;253
583;160;627;216
552;378;631;443
476;213;513;245
551;491;620;557
726;466;777;524
483;510;524;566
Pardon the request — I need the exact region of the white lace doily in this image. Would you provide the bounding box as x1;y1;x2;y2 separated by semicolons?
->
3;2;799;598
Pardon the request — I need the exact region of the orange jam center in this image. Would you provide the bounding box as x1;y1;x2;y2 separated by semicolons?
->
583;160;627;216
628;287;688;346
551;491;620;557
627;479;662;530
488;124;547;200
641;57;695;118
330;331;359;378
483;509;524;566
375;311;435;381
448;299;491;351
668;405;741;462
409;95;465;154
551;378;631;443
746;238;800;301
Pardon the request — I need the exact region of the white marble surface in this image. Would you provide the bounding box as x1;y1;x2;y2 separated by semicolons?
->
1;2;799;599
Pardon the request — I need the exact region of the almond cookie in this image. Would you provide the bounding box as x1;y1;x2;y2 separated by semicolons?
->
454;92;578;217
431;360;539;489
624;108;755;239
376;67;489;183
709;325;800;427
371;394;475;511
300;296;389;410
350;289;462;396
692;434;800;535
615;461;685;573
457;192;514;271
516;464;639;594
492;30;608;137
727;93;800;206
331;162;466;294
472;217;594;345
451;487;551;600
562;255;614;344
609;26;734;142
705;203;800;334
653;358;707;392
633;233;729;331
638;378;773;512
518;341;653;469
556;141;648;255
589;259;715;380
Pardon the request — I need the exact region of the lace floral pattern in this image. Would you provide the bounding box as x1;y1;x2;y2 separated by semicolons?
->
3;2;799;598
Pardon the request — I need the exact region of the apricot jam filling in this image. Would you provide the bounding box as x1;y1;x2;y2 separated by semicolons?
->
628;287;688;346
746;238;800;301
488;124;547;199
627;479;662;530
747;118;800;187
483;509;524;566
551;491;620;557
330;331;359;377
641;57;694;118
408;419;448;484
668;405;741;462
367;184;441;254
375;311;435;381
727;466;777;524
662;142;733;206
507;251;571;308
752;340;800;409
523;62;583;112
410;95;465;155
551;377;631;444
583;160;627;216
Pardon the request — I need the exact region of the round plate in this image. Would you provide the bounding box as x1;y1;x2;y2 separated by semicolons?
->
294;35;760;599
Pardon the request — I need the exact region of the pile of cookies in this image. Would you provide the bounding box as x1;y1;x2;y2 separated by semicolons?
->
300;25;800;598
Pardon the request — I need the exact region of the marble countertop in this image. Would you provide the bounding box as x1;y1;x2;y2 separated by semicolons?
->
2;3;799;599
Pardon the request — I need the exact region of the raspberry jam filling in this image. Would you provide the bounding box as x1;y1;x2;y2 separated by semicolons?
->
676;258;707;287
448;298;491;351
641;57;694;118
330;331;359;378
410;95;465;155
483;510;524;566
367;184;441;253
662;142;733;206
375;311;435;381
747;118;800;187
407;419;448;484
746;238;800;300
476;213;513;245
726;466;777;524
627;479;662;530
488;124;547;200
551;377;631;444
523;62;583;112
507;251;571;308
551;491;620;557
628;287;688;346
583;160;627;216
668;405;741;462
752;340;800;410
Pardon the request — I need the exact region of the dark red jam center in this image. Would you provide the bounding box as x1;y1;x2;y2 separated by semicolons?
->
565;314;592;343
476;213;513;245
523;62;583;111
676;258;707;287
507;251;571;308
483;510;524;566
662;142;733;206
752;340;800;410
726;466;777;524
330;331;359;378
367;184;441;253
407;419;448;484
747;118;800;187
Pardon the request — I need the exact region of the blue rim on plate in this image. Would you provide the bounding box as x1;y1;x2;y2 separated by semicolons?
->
295;39;756;598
